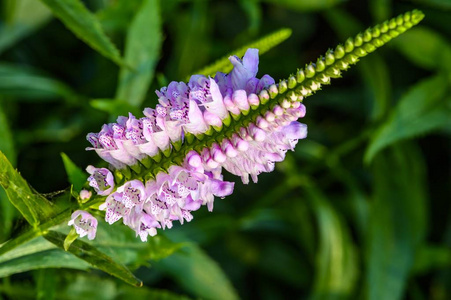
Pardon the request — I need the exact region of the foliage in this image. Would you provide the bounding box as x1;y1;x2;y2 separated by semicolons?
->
0;0;450;299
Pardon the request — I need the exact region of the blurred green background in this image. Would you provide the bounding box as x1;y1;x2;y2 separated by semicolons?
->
0;0;450;299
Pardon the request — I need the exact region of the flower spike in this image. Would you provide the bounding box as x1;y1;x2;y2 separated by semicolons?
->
82;10;424;241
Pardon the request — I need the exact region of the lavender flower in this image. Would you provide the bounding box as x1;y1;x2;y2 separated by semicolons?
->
68;210;98;240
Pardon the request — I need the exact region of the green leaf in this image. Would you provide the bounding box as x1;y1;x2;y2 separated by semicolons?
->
304;183;358;298
412;245;451;274
35;269;57;300
38;0;124;66
115;0;162;107
154;243;239;300
366;143;427;300
61;153;86;193
0;63;78;102
44;230;143;287
189;28;292;81
411;0;451;9
365;74;451;163
262;0;346;11
0;236;89;278
0;151;55;226
90;98;142;118
393;27;451;72
0;0;52;54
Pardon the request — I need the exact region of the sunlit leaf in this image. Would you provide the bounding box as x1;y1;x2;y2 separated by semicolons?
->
44;230;143;287
0;0;52;54
393;27;451;72
263;0;346;11
38;0;125;66
365;74;450;163
61;153;86;192
366;143;427;300
0;151;55;226
189;28;292;81
304;183;358;298
154;243;239;300
116;0;162;107
0;236;89;278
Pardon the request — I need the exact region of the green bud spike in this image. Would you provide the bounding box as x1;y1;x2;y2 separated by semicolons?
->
122;10;425;182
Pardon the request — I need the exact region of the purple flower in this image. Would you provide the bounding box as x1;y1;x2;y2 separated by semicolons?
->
86;166;115;196
85;48;307;240
68;210;98;240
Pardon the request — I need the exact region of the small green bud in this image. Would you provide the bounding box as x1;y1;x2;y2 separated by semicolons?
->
325;52;335;65
288;76;297;88
305;64;316;78
389;30;399;38
372;25;381;37
363;43;376;53
296;69;305;83
278;80;288;94
403;11;411;22
259;89;270;104
372;39;384;48
315;58;326;72
269;84;279;98
335;44;346;58
396;15;404;25
354;47;367;57
345;38;354;52
354;34;363;46
380;21;389;33
389;19;397;29
363;29;372;42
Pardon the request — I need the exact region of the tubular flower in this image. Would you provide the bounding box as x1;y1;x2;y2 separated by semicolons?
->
82;10;424;240
68;210;98;240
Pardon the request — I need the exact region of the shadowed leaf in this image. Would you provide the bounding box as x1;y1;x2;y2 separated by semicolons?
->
38;0;125;66
116;0;162;107
61;153;86;193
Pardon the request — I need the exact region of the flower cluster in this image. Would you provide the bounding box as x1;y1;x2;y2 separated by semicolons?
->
74;48;307;241
68;10;425;242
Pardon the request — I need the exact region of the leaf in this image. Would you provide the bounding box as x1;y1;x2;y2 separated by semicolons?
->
393;27;451;72
61;153;86;192
115;0;162;107
189;28;292;81
262;0;346;11
154;243;239;300
365;74;451;163
411;0;451;10
0;236;90;278
0;63;78;102
304;183;358;298
0;151;55;226
36;269;57;300
366;143;427;300
412;245;451;274
0;0;52;54
38;0;124;66
90;98;142;118
44;230;143;287
59;273;192;300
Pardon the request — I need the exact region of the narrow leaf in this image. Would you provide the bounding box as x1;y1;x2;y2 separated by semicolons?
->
61;153;86;192
367;143;427;300
0;0;52;54
36;269;57;300
393;27;451;72
154;244;239;300
116;0;162;107
44;230;143;287
365;74;450;162
305;183;358;298
0;63;78;102
38;0;124;66
263;0;346;11
0;151;55;226
189;28;292;80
